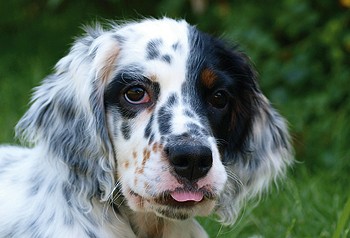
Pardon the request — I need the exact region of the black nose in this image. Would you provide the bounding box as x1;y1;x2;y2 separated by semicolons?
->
166;145;213;181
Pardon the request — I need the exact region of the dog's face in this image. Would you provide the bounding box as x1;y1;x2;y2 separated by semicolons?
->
102;19;291;220
104;20;228;219
17;18;292;224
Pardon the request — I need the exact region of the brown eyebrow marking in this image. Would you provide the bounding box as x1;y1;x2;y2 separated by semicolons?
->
201;68;217;89
100;43;120;84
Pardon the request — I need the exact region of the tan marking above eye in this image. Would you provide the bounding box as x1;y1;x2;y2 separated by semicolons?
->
99;43;120;84
201;68;217;89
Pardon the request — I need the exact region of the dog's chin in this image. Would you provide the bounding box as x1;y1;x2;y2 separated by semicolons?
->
125;189;217;220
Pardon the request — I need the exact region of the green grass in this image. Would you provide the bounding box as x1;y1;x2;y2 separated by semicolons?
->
197;168;350;237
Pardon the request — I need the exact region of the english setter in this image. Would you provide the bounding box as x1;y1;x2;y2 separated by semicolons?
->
0;18;293;238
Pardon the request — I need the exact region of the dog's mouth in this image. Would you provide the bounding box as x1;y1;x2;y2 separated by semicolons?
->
154;189;216;208
126;187;218;220
152;189;216;220
129;188;215;207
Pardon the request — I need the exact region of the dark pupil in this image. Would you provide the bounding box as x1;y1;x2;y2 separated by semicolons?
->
211;91;227;108
125;87;145;102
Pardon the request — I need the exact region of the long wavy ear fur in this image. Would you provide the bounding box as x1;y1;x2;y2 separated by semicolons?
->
214;48;293;225
15;25;120;203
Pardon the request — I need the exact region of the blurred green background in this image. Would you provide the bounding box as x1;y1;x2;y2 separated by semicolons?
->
0;0;349;237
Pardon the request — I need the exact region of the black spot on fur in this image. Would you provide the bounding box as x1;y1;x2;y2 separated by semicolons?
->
121;121;131;140
50;121;92;173
29;183;40;197
184;109;195;118
172;42;181;52
161;54;172;64
153;81;161;101
46;181;58;194
167;93;178;107
35;102;53;130
148;133;155;144
85;230;98;238
158;106;172;135
157;94;178;135
113;34;127;44
27;220;40;237
146;39;163;60
144;114;154;139
62;183;72;207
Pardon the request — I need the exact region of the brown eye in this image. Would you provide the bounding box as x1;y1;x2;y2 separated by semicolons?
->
208;90;228;109
124;86;150;104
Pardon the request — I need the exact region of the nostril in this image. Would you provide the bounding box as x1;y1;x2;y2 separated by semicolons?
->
199;154;212;169
167;145;213;181
171;154;190;169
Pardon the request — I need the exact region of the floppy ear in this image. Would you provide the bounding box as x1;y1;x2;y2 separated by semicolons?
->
215;49;293;225
16;26;120;202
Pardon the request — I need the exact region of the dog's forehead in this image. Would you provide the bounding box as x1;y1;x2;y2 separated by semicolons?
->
115;18;192;91
116;18;190;54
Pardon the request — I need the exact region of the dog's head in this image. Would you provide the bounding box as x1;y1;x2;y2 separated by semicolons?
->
17;18;292;224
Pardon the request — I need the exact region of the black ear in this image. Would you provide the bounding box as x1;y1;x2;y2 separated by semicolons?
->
214;45;293;224
15;27;120;202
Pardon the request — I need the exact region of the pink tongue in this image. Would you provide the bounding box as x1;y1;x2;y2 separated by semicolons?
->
170;191;204;202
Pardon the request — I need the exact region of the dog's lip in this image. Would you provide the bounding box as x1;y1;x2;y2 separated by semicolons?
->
154;189;215;207
128;187;216;208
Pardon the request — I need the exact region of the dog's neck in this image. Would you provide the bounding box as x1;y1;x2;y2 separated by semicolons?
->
130;212;165;238
123;210;208;238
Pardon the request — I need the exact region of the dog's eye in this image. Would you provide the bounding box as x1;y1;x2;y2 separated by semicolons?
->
208;90;228;109
124;86;150;104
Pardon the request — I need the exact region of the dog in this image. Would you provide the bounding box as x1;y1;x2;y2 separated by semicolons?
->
0;18;292;238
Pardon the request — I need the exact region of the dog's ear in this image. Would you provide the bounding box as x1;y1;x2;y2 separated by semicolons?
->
16;26;120;202
214;48;293;225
